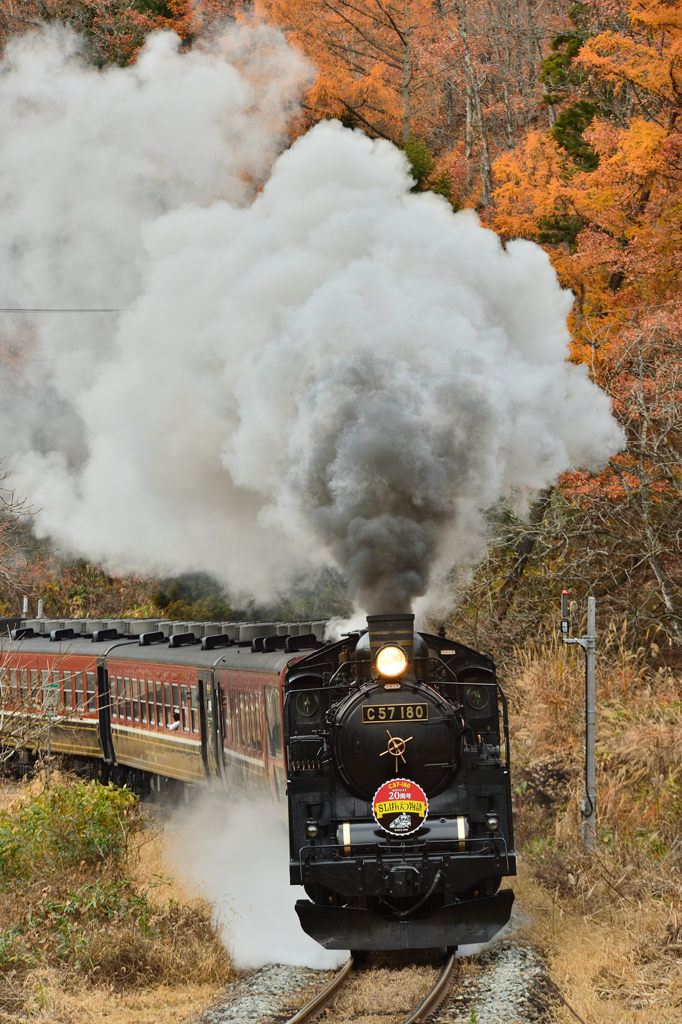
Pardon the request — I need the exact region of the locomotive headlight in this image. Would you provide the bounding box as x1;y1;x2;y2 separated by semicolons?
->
305;821;320;840
375;645;408;678
485;814;500;833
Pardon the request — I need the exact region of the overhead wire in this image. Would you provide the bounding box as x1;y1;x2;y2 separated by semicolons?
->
0;307;123;362
0;307;121;312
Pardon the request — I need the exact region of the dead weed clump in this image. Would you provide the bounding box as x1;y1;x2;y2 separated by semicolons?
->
509;632;682;847
85;891;231;988
0;878;231;990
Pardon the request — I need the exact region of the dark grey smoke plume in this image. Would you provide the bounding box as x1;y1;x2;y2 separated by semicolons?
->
302;355;490;612
2;31;623;612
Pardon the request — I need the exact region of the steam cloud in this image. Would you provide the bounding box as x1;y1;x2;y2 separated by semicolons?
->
170;797;346;969
1;25;623;612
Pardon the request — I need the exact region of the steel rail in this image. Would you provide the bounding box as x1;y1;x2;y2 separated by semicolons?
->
283;956;354;1024
400;952;457;1024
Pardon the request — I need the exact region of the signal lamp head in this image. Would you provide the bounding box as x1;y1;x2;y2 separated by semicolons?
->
375;645;408;678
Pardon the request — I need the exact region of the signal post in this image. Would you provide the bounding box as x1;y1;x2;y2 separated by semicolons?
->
561;592;596;851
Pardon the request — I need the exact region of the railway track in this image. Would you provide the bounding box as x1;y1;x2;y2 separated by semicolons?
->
284;951;456;1024
284;956;355;1024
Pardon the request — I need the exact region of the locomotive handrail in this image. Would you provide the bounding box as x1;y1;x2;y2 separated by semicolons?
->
430;655;460;680
298;833;511;875
496;683;511;770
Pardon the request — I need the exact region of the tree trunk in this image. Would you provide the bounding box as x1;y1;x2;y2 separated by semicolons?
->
466;86;473;171
402;26;411;142
502;82;514;147
507;0;532;125
490;19;514;147
444;80;456;136
455;0;493;204
636;418;682;647
494;488;554;623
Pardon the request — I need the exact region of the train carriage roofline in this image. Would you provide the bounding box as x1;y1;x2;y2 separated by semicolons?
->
109;644;294;673
2;634;308;674
1;639;296;676
0;621;308;817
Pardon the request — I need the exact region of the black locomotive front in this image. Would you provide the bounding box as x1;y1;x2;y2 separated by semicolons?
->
285;613;516;951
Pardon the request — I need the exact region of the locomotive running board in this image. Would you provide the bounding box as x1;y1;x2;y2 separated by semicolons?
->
295;889;514;950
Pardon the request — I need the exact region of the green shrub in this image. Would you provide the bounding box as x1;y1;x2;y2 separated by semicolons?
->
0;926;37;971
0;780;139;883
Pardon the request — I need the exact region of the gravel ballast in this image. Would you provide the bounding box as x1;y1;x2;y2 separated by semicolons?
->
197;963;332;1024
435;941;558;1023
197;940;559;1024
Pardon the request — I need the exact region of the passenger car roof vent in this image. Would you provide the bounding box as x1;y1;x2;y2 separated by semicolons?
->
263;635;287;652
92;628;118;642
285;633;319;652
238;622;275;643
139;631;167;646
201;633;232;651
12;627;34;640
50;628;75;641
122;620;158;637
169;631;196;648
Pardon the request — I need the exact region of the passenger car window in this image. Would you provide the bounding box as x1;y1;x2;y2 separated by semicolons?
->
86;672;96;710
190;686;198;733
75;672;84;711
265;686;283;759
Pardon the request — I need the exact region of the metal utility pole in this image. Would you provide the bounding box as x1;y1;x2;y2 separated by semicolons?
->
561;592;596;850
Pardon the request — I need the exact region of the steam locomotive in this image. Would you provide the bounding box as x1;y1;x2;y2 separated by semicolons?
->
0;611;515;951
285;612;515;951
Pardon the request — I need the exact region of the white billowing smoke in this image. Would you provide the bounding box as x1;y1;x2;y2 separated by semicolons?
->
2;25;623;611
169;797;347;969
0;22;308;477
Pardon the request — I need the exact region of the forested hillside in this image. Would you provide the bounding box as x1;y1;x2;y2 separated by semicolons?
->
0;0;680;659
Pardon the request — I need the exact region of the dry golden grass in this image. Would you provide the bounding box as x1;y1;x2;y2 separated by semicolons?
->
126;807;192;906
508;635;682;1023
0;770;53;810
0;782;23;812
322;953;441;1024
0;972;221;1024
514;861;682;1023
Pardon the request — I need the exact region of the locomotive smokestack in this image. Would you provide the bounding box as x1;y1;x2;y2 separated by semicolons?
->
367;613;415;653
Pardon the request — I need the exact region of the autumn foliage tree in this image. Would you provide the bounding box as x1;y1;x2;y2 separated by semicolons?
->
463;0;682;652
258;0;451;141
0;0;196;65
493;1;681;306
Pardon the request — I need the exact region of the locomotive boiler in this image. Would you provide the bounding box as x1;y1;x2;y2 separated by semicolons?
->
285;613;516;951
